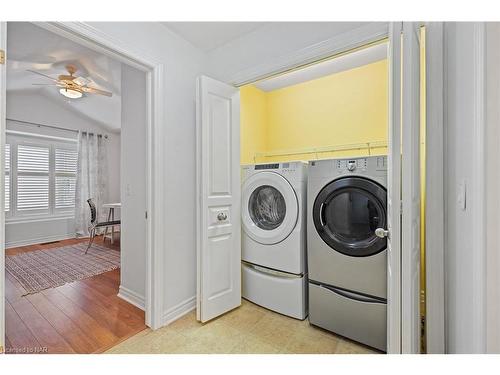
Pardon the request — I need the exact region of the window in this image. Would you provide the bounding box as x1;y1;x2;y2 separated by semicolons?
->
54;148;77;210
5;133;78;220
17;144;50;212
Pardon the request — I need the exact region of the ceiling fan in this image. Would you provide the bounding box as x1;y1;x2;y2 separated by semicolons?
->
27;64;112;99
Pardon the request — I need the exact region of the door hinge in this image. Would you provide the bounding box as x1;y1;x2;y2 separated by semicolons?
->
0;49;5;65
145;211;148;219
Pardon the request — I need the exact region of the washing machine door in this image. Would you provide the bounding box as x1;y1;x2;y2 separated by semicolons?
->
242;172;298;245
313;176;387;257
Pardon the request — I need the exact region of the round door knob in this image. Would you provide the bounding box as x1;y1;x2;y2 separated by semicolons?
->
217;212;227;221
375;228;389;239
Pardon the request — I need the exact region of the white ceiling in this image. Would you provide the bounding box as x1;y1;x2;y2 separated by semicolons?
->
254;42;388;92
163;22;265;52
6;22;122;132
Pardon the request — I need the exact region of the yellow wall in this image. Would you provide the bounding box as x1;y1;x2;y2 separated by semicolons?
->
240;85;268;164
240;59;388;164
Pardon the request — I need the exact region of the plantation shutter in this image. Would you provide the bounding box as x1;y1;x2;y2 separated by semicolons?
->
6;133;78;218
54;148;78;210
16;144;50;211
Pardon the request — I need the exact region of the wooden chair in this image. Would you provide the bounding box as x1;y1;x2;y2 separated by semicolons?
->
85;198;121;254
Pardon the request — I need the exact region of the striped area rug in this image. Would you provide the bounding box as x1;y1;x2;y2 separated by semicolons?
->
6;242;120;295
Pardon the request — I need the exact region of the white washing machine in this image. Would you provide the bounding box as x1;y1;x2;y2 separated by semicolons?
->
241;161;308;320
307;156;388;351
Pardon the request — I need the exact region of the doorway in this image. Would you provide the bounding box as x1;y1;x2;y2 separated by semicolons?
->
0;21;165;353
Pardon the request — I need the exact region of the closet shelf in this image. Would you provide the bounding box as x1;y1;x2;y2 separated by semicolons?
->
254;140;388;160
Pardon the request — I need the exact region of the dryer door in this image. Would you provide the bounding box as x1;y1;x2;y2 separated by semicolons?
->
313;176;387;257
242;172;298;245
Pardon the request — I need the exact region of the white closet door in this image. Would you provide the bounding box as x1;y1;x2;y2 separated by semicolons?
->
196;75;241;323
0;21;6;350
387;21;403;354
387;21;421;354
401;21;422;354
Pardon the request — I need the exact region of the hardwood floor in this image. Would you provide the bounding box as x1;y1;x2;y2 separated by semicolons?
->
4;236;147;354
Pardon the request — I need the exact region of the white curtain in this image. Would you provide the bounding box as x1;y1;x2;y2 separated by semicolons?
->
75;131;108;236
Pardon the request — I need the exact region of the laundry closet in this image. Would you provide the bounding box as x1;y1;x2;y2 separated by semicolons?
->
239;42;390;351
240;43;388;165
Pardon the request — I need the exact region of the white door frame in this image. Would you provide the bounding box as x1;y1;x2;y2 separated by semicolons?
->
401;21;421;354
0;22;166;338
0;21;7;351
486;22;500;354
423;22;446;354
387;22;403;354
228;21;442;354
470;22;487;354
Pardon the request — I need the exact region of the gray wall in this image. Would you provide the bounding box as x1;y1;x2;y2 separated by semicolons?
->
444;22;485;353
119;64;147;306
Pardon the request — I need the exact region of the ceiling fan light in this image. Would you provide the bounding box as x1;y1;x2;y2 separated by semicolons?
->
59;88;82;99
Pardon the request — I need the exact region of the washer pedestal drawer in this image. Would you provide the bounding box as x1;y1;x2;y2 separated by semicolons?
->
242;262;307;320
308;282;387;352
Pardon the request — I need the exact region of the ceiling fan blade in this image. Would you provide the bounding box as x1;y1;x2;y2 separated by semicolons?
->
81;86;113;97
73;76;90;86
32;83;62;86
8;60;54;71
26;69;59;82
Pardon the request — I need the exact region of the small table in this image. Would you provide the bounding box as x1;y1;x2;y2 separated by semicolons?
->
103;203;121;244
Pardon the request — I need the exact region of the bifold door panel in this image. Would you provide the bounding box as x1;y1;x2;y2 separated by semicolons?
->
196;76;241;323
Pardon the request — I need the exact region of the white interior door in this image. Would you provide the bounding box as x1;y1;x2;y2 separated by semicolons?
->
387;22;403;354
0;21;6;350
196;75;241;323
401;22;421;354
387;22;421;354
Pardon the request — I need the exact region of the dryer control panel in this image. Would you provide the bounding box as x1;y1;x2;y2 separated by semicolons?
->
308;156;387;185
336;158;369;172
333;156;387;173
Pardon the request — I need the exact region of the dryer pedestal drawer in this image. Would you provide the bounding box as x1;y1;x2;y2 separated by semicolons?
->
242;263;307;320
308;282;387;352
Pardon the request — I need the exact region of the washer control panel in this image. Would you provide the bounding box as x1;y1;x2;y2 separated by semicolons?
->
254;163;279;170
242;161;307;181
253;162;301;174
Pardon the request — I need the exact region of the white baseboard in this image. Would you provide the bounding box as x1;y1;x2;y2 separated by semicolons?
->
118;285;145;311
162;295;196;326
5;233;76;249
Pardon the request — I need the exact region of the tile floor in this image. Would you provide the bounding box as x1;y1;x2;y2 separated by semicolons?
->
106;299;381;354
